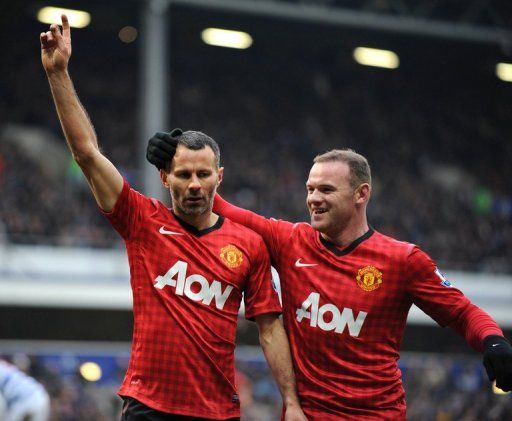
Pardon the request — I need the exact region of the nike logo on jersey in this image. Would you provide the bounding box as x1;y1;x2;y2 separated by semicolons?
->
492;343;501;347
159;226;184;236
295;258;318;267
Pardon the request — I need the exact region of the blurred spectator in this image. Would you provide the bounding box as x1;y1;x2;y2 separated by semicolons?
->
0;358;50;421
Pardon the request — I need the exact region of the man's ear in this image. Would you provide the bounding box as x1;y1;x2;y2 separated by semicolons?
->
356;183;371;204
160;169;170;188
217;167;224;187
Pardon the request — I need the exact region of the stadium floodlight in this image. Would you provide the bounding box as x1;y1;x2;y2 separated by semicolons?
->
79;362;102;382
353;47;399;69
496;62;512;82
37;7;91;28
492;381;510;395
201;28;253;49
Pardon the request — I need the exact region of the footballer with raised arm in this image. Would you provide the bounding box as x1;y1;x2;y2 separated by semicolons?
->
40;16;306;421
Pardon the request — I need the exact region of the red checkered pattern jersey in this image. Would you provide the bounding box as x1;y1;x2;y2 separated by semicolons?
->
103;181;281;419
213;196;504;420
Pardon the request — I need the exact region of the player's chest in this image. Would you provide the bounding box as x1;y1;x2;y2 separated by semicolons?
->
279;245;405;313
140;217;251;290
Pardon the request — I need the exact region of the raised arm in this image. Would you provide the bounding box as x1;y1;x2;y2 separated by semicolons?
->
255;314;307;421
40;15;123;211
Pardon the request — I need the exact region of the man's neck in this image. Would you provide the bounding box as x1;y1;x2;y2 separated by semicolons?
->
320;222;370;249
173;210;219;231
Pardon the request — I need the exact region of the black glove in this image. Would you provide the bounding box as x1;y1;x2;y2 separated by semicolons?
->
146;128;183;170
483;335;512;392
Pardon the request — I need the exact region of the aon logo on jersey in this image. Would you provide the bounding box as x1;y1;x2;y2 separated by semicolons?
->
154;260;233;310
296;292;367;337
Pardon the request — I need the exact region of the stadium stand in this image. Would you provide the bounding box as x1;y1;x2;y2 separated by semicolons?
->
1;12;511;271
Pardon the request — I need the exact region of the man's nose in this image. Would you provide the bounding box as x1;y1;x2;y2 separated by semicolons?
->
308;190;322;204
188;174;201;190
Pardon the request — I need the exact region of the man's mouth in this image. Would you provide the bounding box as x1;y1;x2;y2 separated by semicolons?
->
312;208;327;215
185;197;203;204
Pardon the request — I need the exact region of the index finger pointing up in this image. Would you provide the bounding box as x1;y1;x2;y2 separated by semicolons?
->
61;14;71;39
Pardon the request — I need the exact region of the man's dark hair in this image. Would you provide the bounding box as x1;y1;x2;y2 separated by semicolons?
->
175;130;221;168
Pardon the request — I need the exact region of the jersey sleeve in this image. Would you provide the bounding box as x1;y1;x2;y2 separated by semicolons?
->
243;235;282;321
406;246;503;352
213;193;295;261
101;179;157;240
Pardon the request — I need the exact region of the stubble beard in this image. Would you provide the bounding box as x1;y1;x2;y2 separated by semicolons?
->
172;191;214;217
179;201;210;216
310;211;333;235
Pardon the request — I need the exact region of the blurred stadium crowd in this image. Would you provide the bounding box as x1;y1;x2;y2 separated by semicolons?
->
1;351;510;421
1;14;511;273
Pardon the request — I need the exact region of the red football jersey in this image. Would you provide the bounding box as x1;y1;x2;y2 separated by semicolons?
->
103;181;281;419
213;197;503;420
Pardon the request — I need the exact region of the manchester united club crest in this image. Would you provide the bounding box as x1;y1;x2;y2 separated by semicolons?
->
220;244;244;268
356;265;383;292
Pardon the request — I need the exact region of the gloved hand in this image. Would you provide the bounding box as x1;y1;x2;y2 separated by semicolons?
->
483;335;512;392
146;128;183;170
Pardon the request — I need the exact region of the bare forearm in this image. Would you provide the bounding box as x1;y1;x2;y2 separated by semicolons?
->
259;317;301;408
46;69;123;211
47;70;98;160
